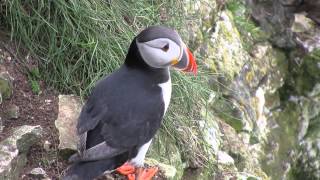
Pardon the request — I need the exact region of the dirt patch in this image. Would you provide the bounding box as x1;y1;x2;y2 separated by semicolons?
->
0;33;67;179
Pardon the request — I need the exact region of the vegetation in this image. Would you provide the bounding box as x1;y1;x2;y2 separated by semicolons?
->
1;0;213;175
226;0;269;51
28;67;41;94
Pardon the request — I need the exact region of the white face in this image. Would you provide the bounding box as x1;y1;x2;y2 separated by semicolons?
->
136;38;183;68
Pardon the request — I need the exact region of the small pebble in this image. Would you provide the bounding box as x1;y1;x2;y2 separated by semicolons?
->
45;99;52;103
6;104;19;119
27;167;48;179
44;140;52;151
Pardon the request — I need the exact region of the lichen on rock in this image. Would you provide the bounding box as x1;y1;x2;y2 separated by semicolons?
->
55;94;82;157
0;125;42;180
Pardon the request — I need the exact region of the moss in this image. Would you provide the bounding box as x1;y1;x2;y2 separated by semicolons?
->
304;49;320;79
212;98;245;132
261;102;300;179
145;158;177;179
205;10;248;83
302;98;320;140
28;67;41;95
280;49;320;97
226;0;269;51
148;132;184;180
0;75;12;99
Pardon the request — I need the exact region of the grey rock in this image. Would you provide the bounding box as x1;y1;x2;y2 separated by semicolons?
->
43;140;51;152
0;117;3;133
0;71;13;100
295;0;320;25
27;167;48;179
234;172;262;180
0;125;42;180
280;0;300;6
217;151;234;165
246;0;320;51
246;0;296;48
292;13;320;52
145;158;177;179
5;104;19;119
55;95;82;157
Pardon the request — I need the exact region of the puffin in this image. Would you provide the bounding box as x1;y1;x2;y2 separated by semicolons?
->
62;25;197;180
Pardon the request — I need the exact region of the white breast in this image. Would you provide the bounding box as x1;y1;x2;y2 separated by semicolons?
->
129;75;172;167
158;77;172;113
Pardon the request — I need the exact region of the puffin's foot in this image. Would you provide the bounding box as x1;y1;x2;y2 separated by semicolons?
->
116;162;135;175
116;162;158;180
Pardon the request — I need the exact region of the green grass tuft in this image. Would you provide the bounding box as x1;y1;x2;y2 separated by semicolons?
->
28;67;41;94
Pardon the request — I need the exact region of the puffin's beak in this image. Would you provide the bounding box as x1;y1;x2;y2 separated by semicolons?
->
172;45;197;75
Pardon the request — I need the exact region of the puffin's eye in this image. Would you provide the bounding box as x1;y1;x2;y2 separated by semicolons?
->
161;44;169;52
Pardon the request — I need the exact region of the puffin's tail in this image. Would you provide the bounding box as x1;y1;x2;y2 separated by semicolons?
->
62;158;120;180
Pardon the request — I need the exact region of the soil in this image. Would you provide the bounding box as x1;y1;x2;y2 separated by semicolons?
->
0;32;66;179
0;33;166;180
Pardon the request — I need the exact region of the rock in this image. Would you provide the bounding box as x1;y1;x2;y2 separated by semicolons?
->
206;10;253;132
0;125;42;180
280;0;298;5
246;0;296;49
27;167;48;179
43;140;51;152
55;95;82;157
145;158;177;179
234;172;263;180
5;104;19;119
292;13;320;52
0;117;3;133
292;81;320;179
217;151;234;165
148;134;184;179
292;13;315;33
246;0;320;51
0;71;13;99
218;120;267;178
295;0;320;25
206;10;248;81
295;139;320;179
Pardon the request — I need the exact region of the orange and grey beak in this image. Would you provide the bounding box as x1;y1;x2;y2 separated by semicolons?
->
172;46;197;75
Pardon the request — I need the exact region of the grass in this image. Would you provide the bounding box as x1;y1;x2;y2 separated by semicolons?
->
28;67;41;94
226;0;269;51
1;0;214;176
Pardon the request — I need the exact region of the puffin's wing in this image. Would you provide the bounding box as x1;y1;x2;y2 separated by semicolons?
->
77;67;165;149
69;140;126;162
100;90;164;149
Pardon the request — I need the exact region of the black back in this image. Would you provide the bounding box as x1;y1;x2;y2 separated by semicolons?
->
78;38;170;150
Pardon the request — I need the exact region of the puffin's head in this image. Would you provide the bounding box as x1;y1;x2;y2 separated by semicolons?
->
135;26;197;75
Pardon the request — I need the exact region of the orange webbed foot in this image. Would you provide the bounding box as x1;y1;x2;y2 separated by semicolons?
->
127;174;136;180
116;162;159;180
116;162;136;175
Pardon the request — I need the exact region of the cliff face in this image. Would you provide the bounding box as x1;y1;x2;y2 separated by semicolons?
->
149;0;320;179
